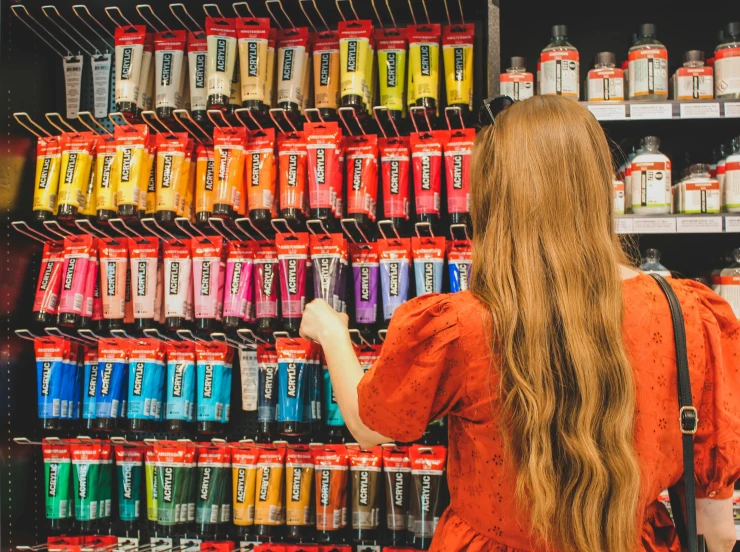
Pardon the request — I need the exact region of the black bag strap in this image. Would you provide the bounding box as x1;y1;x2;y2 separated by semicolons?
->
649;274;699;552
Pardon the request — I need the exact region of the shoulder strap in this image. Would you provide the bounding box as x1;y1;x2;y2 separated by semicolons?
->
649;274;699;552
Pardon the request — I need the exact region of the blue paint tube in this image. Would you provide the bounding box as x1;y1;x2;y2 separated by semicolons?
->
378;238;412;322
127;338;165;431
35;337;69;429
412;236;445;297
322;352;345;439
196;342;233;434
165;342;196;432
257;344;278;436
221;358;232;424
60;344;75;420
95;338;130;431
71;345;84;420
276;337;314;436
309;353;322;432
82;347;98;428
447;238;472;293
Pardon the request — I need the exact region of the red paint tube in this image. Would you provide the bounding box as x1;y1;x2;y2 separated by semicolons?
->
58;234;95;327
335;137;345;219
380;136;411;228
246;128;277;226
442;127;474;225
410;131;446;224
305;122;342;223
34;241;65;325
254;241;279;334
98;237;128;329
276;232;309;334
128;237;159;329
311;443;349;536
192;235;225;330
278;131;308;225
223;240;255;329
345;134;378;230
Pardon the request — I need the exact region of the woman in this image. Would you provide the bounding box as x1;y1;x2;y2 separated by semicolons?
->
299;96;740;551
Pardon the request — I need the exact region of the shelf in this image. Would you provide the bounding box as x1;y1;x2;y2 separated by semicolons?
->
615;215;740;234
584;99;740;121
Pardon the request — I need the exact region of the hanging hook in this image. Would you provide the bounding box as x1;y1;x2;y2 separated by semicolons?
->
236;217;270;241
455;0;465;24
174;217;210;240
384;0;399;28
449;223;470;241
74;219;116;240
234;108;264;130
335;0;359;21
208;217;242;242
15;328;52;343
104;6;135;28
108;218;146;239
41;5;96;56
43;220;76;240
378;328;387;342
135;4;172;34
298;0;327;32
141;110;176;134
440;0;451;26
369;0;384;29
417;0;430;24
236;328;269;347
270;217;297;238
202;4;226;19
444;106;465;130
409;105;432;133
77;111;113;135
173;109;211;144
169;3;204;33
13;112;53;139
45;326;97;346
77;328;107;342
372;106;400;138
108;111;138;132
110;328;133;339
268;108;297;133
232;2;255;18
338;106;367;136
142;328;175;342
141;217;185;245
377;219;401;240
265;0;295;30
72;5;115;42
232;217;261;241
207;109;236;131
414;221;434;238
340;218;370;244
349;329;373;348
404;0;418;26
45;112;78;134
303;108;325;124
11;221;58;245
306;219;332;238
10;4;71;57
209;332;244;349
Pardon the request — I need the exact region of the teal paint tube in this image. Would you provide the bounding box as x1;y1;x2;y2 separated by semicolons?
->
43;443;72;527
115;445;144;524
100;444;113;519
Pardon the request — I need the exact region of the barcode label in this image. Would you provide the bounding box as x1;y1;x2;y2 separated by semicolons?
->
210;505;219;523
52;399;61;417
61;400;69;418
67;67;81;72
106;498;111;516
334;509;341;528
220;504;230;522
59;500;69;518
268;505;281;524
144;398;152;416
48;194;57;210
90;501;98;519
85;297;93;316
224;404;230;422
73;293;83;312
48;294;59;311
215;403;223;420
111;399;119;417
188;503;195;521
247;505;254;522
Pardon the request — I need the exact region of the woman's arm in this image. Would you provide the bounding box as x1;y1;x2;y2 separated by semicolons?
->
299;299;392;449
697;497;737;552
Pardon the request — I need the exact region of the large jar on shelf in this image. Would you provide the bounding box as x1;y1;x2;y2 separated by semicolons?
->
715;22;740;99
679;164;720;214
539;25;580;99
630;136;671;215
720;249;740;319
723;137;740;212
628;24;669;101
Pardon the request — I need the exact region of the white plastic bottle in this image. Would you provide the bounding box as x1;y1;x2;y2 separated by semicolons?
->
624;142;640;213
588;52;624;102
613;176;625;215
676;50;714;100
717;143;729;208
715;22;740;99
628;24;669;101
500;57;535;101
720;248;740;319
540;25;580;99
724;137;740;212
630;136;672;215
639;248;671;277
680;163;721;214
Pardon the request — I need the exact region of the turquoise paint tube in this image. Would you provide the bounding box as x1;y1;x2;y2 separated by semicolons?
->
165;342;196;432
411;236;445;297
115;445;144;526
43;443;72;529
322;351;345;441
276;337;315;436
195;342;233;434
70;443;102;529
100;444;113;519
82;347;98;428
127;338;165;431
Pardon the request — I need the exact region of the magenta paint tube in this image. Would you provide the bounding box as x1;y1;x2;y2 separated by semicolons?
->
79;241;99;328
223;240;255;329
192;235;225;331
254;241;279;334
34;241;65;325
58;234;95;327
276;232;309;335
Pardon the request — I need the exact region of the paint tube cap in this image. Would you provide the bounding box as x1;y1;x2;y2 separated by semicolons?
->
594;52;616;67
637;24;657;39
510;56;526;69
551;25;567;39
684;50;705;64
725;22;740;39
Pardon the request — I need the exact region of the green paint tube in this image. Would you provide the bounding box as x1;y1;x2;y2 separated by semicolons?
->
153;442;196;531
115;445;144;524
145;447;158;523
100;443;113;519
195;445;231;535
184;445;197;524
43;443;73;528
70;443;102;528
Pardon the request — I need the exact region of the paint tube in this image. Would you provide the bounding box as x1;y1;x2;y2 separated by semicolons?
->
378;238;411;322
185;145;197;218
154;132;188;222
152;442;189;528
309;233;344;310
276;232;309;334
213;126;247;217
163;238;191;329
339;20;373;111
127;236;158;329
174;138;193;218
223;240;254;328
126;338;164;431
141;134;155;215
74;345;86;420
408;445;447;549
256;343;279;436
187;31;208;120
95;338;129;430
154;30;187;119
99;444;114;520
112;123;150;219
196;342;233;433
309;348;323;433
320;350;344;442
313;31;340;119
347;445;383;541
56;132;94;219
195;144;216;224
350;242;379;327
365;33;376;111
447;238;472;293
443;128;474;227
305;122;342;222
254;241;279;334
98;237;128;329
32;135;62;221
276;337;313;435
408;24;441;114
43;443;72;527
196;445;231;535
346;134;378;230
78;239;98;328
412;236;445;296
92;135;117;222
115;445;144;527
77;138;97;220
299;34;313;115
376;28;408;121
244;129;276;226
136;34;155;116
411;131;445;224
144;447;157;525
237;18;271;112
229;48;243;113
165;341;196;432
34;241;64;325
254;445;286;536
264;28;277;110
57;234;94;327
192;235;226;330
276;28;309;113
69;443;102;528
382;445;411;545
311;444;349;536
35;337;67;428
277;131;308;225
114;25;147;115
356;342;381;374
442;24;475;112
285;445;314;539
379;136;411;228
81;347;98;429
206;17;238;110
232;444;260;534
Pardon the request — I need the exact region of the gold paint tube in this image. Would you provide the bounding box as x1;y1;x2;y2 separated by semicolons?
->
154;132;189;222
145;136;156;215
57;131;95;220
176;141;194;217
339;20;373;111
195;144;215;223
32;136;62;220
140;135;155;215
300;42;313;114
237;18;271;112
231;445;260;529
184;156;195;221
442;24;475;112
206;17;238;110
253;446;286;535
94;137;117;221
408;24;441;113
112;124;150;219
313;31;340;119
285;446;314;539
79;142;97;218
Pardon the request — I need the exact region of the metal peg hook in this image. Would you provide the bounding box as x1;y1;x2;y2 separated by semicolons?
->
377;219;401;240
45;112;78;134
335;0;359;21
14;329;51;343
349;328;373;348
209;332;245;349
232;2;255;18
270;217;297;238
169;3;203;33
378;329;387;342
77;328;107;342
235;217;269;241
340;218;371;245
140;217;184;244
265;0;294;30
298;0;327;32
11;221;58;245
77;111;113;135
303;107;325;124
384;0;398;28
72;5;115;42
234;108;264;130
338;106;367;136
141;110;176;134
43;220;76;240
232;217;263;242
41;5;96;56
207;109;235;130
142;328;175;342
449;223;470;241
306;218;332;238
369;0;384;29
108;218;146;239
13;112;54;138
444;106;465;130
136;5;172;34
414;221;434;238
409;105;433;134
202;3;225;19
108;111;138;132
104;6;135;28
11;4;71;57
208;217;242;242
74;219;116;240
173;109;211;143
268;108;297;133
372;106;400;138
174;217;210;241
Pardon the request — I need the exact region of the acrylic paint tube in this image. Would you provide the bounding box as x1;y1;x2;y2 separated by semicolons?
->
408;445;447;550
231;444;260;536
70;443;102;529
442;24;475;112
100;444;115;520
278;131;308;226
144;447;158;526
154;30;187;119
187;31;208;121
350;242;379;327
356;342;381;374
98;237;128;329
265;28;277;109
93;136;117;222
309;233;345;311
311;347;324;433
195;445;231;535
61;344;78;422
154;132;188;222
206;17;238;110
56;131;95;220
335;131;346;220
72;344;84;421
223;240;254;329
313;31;340;120
196;342;233;433
305;122;342;223
91;270;104;331
229;49;243;113
35;337;68;429
376;28;408;122
78;138;98;221
81;347;98;429
165;341;196;432
447;239;472;293
143;135;156;216
95;338;129;430
347;445;383;543
276;337;313;435
338;20;373;111
299;34;313;116
380;137;411;228
114;25;146;115
320;351;344;442
192;235;226;331
115;445;144;528
276;232;309;334
195;144;216;224
127;338;164;431
237;18;271;113
34;241;65;325
381;445;412;546
345;134;378;230
243;129;276;227
152;442;188;529
256;344;279;436
254;241;279;334
213;126;247;217
163;238;191;329
137;34;155;116
79;239;98;328
412;236;445;297
311;444;349;539
112;123;150;219
277;28;309;113
58;234;94;327
32;135;62;221
408;24;441;114
285;445;314;539
43;442;72;529
128;236;158;329
175;139;194;218
410;131;446;225
378;238;411;322
254;445;286;537
364;33;376;112
443;128;474;226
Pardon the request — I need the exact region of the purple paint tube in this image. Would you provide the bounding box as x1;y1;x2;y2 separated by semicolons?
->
351;242;379;325
378;238;411;323
276;232;309;335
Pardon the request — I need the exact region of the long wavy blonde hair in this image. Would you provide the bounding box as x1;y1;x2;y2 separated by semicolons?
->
470;95;641;551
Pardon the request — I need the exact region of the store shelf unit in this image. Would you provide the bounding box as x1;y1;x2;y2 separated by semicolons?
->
616;215;740;234
586;99;740;121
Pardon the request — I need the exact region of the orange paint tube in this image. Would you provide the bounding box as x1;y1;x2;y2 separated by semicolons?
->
195;144;215;223
245;128;276;226
213;126;247;217
277;131;308;225
175;139;194;217
311;444;349;537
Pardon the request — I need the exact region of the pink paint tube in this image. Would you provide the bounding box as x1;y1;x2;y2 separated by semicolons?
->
223;240;255;329
99;237;128;329
80;240;99;328
128;237;159;329
34;241;65;325
192;235;225;330
58;234;95;327
254;240;279;334
276;232;309;334
163;238;192;329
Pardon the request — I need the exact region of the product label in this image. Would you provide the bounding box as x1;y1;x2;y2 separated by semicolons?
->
631;160;672;208
587;68;625;102
500;72;534;101
676;66;714;100
629;48;669;97
540;49;579;97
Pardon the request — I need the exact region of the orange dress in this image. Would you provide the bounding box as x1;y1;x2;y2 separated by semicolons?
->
357;274;740;551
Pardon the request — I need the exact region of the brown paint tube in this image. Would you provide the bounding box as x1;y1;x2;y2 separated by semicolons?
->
381;445;411;546
311;444;348;540
347;445;382;543
408;444;447;550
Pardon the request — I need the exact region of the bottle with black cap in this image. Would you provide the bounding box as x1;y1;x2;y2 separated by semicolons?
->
540;25;580;99
675;50;713;101
588;52;624;102
715;22;740;99
500;56;534;102
628;24;668;101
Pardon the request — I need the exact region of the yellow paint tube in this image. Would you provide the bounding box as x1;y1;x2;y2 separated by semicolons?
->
443;24;475;112
407;50;416;115
231;445;259;529
57;131;95;220
205;17;238;110
253;446;286;535
339;20;373;111
32;136;62;220
145;136;156;215
94;137;117;222
154;132;189;222
112;124;150;219
313;31;340;119
285;446;314;539
363;38;375;110
140;135;155;215
376;28;408;120
300;43;313;114
79;143;97;218
237;18;271;112
176;141;194;217
276;28;309;113
408;24;441;113
184;158;195;221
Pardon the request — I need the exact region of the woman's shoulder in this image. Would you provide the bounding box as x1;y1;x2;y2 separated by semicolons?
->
391;291;486;326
